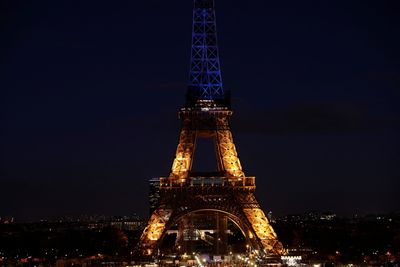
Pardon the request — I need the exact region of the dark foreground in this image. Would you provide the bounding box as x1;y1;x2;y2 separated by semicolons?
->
0;212;399;266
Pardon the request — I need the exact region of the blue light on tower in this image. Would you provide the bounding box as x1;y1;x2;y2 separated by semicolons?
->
187;0;228;106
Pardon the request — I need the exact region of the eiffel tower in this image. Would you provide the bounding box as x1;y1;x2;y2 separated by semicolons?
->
137;0;284;257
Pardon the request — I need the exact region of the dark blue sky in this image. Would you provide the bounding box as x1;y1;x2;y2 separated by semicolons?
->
1;0;399;221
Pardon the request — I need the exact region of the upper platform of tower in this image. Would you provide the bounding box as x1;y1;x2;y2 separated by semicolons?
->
186;0;230;108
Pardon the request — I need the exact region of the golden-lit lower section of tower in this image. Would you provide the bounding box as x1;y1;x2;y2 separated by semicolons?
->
216;129;244;178
243;208;285;255
137;104;285;258
170;108;245;180
138;209;172;255
170;128;196;180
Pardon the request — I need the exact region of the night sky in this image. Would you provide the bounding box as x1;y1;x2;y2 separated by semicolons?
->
1;0;399;222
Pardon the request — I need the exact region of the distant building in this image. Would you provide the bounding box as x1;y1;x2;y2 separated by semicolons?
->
320;212;336;221
281;256;302;266
267;211;276;223
149;178;160;214
110;219;145;231
87;215;145;231
0;216;14;224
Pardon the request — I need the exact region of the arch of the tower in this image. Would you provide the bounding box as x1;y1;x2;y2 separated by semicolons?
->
157;208;264;255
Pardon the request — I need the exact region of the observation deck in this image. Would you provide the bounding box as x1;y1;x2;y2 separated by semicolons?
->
160;176;255;189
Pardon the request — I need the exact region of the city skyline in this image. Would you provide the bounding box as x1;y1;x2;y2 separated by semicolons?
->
1;0;399;221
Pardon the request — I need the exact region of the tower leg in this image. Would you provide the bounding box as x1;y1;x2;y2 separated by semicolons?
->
170;126;196;180
241;206;285;255
215;129;245;178
137;208;173;256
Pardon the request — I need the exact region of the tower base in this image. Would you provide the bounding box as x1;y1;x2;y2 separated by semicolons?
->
137;177;285;258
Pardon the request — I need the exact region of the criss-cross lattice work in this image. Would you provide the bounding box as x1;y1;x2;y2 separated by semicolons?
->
170;127;197;179
136;0;284;260
137;185;285;257
169;109;244;180
187;0;224;104
215;129;244;178
137;107;285;257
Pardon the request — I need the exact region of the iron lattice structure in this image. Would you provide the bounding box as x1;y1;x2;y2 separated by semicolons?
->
137;0;284;258
187;0;227;106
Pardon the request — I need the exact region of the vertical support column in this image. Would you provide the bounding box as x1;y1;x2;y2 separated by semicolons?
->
215;212;228;255
213;112;245;178
215;129;245;178
176;215;190;254
170;122;196;180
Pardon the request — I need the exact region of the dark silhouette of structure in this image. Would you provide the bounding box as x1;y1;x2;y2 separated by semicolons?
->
148;178;160;215
137;0;284;258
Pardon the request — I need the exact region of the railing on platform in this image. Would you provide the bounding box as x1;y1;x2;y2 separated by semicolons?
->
160;176;255;189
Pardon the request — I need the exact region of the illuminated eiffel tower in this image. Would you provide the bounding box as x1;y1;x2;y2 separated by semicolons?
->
137;0;284;257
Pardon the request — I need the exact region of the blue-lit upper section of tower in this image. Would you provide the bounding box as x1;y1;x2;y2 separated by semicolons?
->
186;0;229;107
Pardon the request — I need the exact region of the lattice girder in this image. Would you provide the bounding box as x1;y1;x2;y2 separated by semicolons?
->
216;130;244;177
243;208;283;253
188;0;225;103
137;0;285;259
170;127;196;179
138;208;173;256
137;187;284;257
169;109;245;180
